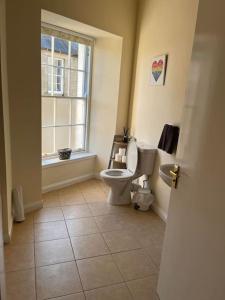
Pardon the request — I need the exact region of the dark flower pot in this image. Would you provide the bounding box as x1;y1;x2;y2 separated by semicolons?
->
58;148;72;160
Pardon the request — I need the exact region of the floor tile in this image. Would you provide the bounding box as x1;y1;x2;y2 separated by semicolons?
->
71;233;109;259
10;222;34;244
24;212;34;223
94;214;127;232
148;230;165;246
43;191;61;208
62;204;92;219
50;293;85;300
144;243;162;269
135;229;155;248
36;261;82;299
34;207;64;223
85;283;132;300
126;275;159;300
78;180;102;192
5;243;34;272
35;238;74;266
66;217;99;236
88;203;132;216
5;268;36;300
35;220;68;242
88;202;115;216
62;184;82;194
82;190;107;203
112;249;157;281
103;230;141;253
77;254;123;290
59;189;85;206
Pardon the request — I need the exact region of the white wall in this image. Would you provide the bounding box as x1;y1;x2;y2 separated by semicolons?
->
129;0;198;219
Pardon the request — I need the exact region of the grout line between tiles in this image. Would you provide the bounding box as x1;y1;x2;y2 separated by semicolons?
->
64;214;85;295
44;291;85;300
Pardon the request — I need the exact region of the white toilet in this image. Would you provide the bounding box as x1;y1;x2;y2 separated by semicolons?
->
100;140;156;205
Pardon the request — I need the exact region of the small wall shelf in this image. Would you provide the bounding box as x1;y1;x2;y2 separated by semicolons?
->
108;135;128;169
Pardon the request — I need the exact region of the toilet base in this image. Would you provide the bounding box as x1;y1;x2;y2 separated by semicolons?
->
107;182;131;205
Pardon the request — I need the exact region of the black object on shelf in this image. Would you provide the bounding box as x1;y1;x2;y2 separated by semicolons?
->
123;127;129;143
58;148;72;160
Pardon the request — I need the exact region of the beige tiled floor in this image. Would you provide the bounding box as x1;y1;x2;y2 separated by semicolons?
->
4;179;165;300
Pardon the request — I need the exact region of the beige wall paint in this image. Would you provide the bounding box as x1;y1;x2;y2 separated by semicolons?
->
89;36;123;173
5;0;41;211
0;0;13;242
42;157;96;190
5;0;137;212
129;0;198;218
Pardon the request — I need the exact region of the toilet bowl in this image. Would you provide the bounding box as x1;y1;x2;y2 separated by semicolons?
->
100;140;156;205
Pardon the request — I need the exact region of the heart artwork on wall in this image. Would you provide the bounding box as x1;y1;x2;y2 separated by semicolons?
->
150;54;168;85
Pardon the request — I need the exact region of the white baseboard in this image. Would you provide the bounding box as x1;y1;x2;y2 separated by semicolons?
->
42;173;95;193
24;200;43;213
152;202;167;222
94;172;101;180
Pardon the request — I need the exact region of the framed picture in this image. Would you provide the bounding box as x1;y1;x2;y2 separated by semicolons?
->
150;54;168;86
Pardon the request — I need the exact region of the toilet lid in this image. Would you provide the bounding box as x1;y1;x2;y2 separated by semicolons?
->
126;140;138;174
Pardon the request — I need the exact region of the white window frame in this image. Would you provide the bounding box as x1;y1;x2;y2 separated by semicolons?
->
41;31;93;158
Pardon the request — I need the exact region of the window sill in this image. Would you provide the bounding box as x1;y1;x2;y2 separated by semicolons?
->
42;152;96;169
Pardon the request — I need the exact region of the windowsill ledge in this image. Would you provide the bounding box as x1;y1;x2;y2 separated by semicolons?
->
42;152;97;169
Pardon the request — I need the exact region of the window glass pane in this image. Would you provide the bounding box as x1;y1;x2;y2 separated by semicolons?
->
77;71;86;97
54;38;68;55
55;126;70;150
71;125;85;150
42;127;54;155
41;34;52;52
55;98;70;126
71;99;86;124
70;42;78;69
42;98;54;126
65;69;86;97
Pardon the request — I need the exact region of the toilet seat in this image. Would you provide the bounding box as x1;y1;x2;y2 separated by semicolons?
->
126;140;138;173
100;169;133;180
101;140;138;181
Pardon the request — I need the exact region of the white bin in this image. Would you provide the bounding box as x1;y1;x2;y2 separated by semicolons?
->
12;186;25;222
132;187;155;211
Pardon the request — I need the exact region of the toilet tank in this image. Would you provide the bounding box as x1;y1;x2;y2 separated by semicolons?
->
137;143;156;176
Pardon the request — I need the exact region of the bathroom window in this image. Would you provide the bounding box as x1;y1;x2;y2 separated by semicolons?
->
41;25;93;157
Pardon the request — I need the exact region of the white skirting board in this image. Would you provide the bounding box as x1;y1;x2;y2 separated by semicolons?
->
24;200;43;214
42;173;95;193
152;202;167;222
